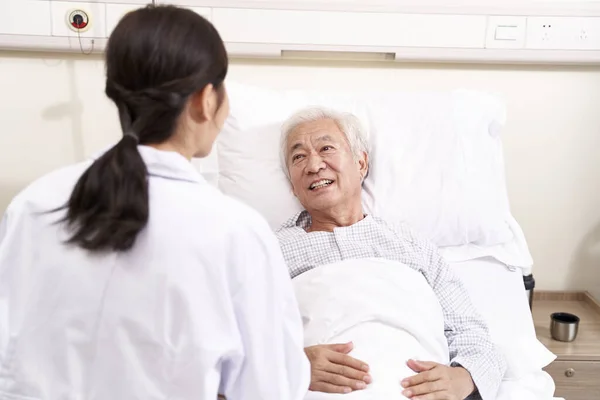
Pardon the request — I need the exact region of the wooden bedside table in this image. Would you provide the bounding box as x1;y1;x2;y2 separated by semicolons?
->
532;292;600;400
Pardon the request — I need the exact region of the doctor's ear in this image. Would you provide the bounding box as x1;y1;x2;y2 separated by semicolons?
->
189;84;218;122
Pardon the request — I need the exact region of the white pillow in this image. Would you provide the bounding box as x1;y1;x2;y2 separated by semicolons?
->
440;214;534;270
363;90;513;246
217;81;514;247
450;257;556;379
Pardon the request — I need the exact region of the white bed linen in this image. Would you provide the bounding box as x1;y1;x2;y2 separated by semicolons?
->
294;258;450;400
293;256;558;399
449;257;555;379
449;257;557;399
496;369;556;400
440;215;534;274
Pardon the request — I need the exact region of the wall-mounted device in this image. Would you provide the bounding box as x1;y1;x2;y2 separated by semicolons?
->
66;9;91;33
0;0;600;64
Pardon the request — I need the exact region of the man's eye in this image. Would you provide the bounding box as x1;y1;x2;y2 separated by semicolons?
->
293;154;304;161
322;146;333;151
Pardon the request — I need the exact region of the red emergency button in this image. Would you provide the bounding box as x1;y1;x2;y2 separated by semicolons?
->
67;10;90;32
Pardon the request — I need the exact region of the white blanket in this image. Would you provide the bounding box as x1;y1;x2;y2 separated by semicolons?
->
293;258;450;400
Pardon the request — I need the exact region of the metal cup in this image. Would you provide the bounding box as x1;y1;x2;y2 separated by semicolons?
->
550;312;580;342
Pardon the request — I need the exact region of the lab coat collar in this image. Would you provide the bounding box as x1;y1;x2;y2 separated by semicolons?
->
90;144;205;185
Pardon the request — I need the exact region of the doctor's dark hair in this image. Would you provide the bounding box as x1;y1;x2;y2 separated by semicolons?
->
63;5;228;252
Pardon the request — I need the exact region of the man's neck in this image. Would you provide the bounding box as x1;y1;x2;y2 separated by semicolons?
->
307;204;364;232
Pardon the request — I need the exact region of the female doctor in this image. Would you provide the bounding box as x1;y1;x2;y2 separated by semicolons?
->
0;5;309;400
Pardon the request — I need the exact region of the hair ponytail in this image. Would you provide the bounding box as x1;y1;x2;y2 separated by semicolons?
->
64;103;149;252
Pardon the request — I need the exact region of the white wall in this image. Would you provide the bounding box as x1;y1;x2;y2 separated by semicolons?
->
1;50;599;294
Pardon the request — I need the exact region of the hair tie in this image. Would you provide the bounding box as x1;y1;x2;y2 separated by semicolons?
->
123;131;139;143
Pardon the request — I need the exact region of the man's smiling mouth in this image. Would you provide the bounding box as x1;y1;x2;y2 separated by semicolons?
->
309;179;334;190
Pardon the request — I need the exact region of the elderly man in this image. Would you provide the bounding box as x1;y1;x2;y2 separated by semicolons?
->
276;107;506;400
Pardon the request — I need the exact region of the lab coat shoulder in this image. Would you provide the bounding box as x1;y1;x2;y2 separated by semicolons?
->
162;179;289;294
154;175;273;247
0;161;92;244
200;185;273;236
4;161;91;215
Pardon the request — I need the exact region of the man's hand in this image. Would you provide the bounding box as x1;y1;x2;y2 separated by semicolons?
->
400;359;475;400
304;342;371;394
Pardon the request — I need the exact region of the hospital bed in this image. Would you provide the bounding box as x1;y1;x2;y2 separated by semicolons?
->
194;82;563;399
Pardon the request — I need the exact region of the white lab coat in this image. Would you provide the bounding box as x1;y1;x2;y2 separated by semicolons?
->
0;145;310;400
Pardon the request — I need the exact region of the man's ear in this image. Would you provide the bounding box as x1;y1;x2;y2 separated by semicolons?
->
189;84;215;122
358;151;369;180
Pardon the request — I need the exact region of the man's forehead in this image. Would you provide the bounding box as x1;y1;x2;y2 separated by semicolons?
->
289;134;337;150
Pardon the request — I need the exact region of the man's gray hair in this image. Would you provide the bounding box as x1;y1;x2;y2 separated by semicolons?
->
279;106;370;178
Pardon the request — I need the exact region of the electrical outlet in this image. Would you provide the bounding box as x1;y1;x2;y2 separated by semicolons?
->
573;19;600;50
540;23;552;42
526;16;600;51
525;17;564;49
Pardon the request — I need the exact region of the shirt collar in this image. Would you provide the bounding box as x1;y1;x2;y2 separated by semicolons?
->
281;209;372;231
90;144;205;185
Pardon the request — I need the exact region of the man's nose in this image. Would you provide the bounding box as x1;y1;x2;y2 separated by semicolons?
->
306;154;326;174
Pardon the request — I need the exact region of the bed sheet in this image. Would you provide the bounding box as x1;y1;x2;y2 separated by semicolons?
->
496;369;557;400
303;370;558;399
449;257;558;399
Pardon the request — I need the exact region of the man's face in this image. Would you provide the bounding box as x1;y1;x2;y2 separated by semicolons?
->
286;118;368;214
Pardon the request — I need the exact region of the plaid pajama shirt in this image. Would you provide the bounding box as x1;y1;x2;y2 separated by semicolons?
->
276;211;506;400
